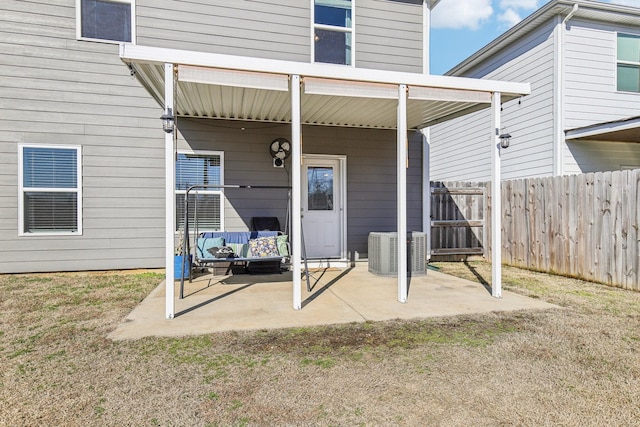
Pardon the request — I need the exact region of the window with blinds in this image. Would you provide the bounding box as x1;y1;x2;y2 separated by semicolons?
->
175;151;224;232
19;145;82;235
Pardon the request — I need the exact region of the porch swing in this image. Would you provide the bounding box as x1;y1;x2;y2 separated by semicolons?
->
178;184;294;298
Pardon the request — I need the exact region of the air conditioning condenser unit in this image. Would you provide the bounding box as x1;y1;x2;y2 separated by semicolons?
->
368;232;426;277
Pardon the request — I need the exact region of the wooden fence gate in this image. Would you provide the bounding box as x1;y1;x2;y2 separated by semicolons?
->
430;181;486;259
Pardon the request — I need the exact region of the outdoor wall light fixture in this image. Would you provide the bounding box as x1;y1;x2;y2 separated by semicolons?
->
161;108;175;133
499;129;512;149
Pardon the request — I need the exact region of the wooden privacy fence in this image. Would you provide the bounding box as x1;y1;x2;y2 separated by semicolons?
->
430;181;486;258
434;170;640;291
500;170;640;291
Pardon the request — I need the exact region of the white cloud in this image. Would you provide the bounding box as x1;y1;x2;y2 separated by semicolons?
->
606;0;640;6
497;8;522;28
499;0;538;9
431;0;493;30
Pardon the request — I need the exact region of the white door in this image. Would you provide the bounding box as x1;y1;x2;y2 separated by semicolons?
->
301;157;344;259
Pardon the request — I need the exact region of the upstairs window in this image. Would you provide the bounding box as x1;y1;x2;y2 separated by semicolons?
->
19;145;82;235
175;151;224;233
78;0;134;43
617;33;640;93
313;0;354;65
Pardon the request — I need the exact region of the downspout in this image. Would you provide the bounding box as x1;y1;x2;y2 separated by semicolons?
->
554;3;579;176
423;0;430;74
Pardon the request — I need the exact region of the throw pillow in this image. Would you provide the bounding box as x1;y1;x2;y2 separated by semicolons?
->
276;234;289;257
248;236;279;258
197;236;225;259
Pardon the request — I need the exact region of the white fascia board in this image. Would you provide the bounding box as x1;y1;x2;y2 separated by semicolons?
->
179;65;289;91
304;77;398;99
120;44;530;98
566;117;640;140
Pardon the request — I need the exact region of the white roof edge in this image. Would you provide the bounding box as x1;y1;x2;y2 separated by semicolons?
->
446;0;640;76
565;116;640;140
120;44;530;97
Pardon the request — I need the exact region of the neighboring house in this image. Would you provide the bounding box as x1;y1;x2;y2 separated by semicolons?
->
1;0;528;315
429;0;640;182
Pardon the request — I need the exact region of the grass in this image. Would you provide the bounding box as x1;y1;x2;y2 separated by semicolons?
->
1;264;639;426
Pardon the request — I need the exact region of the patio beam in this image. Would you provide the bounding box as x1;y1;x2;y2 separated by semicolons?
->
398;84;408;303
490;92;502;298
165;63;176;319
291;74;302;310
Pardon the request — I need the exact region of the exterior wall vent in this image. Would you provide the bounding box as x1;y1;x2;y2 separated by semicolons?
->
368;232;427;277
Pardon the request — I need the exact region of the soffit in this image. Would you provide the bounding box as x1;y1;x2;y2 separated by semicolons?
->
124;46;529;130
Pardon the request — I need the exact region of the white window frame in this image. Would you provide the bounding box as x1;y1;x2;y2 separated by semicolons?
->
616;32;640;93
76;0;136;44
311;0;355;67
175;149;225;234
18;144;83;237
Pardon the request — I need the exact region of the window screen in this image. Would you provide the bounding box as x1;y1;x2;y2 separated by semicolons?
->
81;0;132;42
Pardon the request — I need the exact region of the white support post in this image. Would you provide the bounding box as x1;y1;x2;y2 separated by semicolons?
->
164;63;176;319
421;128;431;261
490;92;502;298
397;84;408;303
291;74;302;310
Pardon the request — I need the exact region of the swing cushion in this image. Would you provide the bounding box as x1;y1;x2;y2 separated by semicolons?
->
197;231;282;261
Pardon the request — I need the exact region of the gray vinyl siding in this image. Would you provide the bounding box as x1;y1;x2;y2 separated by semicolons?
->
177;119;423;256
430;19;556;181
0;0;165;273
137;0;311;63
356;0;423;73
564;20;640;130
137;0;424;73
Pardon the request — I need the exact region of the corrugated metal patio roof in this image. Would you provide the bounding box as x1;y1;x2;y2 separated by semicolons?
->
122;44;530;130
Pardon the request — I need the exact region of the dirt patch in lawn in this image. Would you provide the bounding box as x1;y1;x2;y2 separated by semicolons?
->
1;264;639;426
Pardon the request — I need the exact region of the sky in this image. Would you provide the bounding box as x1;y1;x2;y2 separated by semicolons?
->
430;0;640;75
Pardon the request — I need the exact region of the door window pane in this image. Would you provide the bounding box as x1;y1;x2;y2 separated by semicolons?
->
308;167;334;211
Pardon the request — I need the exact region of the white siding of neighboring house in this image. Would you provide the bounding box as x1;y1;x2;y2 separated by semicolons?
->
563;19;640;174
430;19;557;181
0;0;165;273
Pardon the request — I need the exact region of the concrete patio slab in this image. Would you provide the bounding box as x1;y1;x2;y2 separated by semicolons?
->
108;264;557;340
